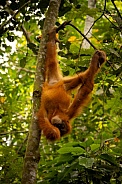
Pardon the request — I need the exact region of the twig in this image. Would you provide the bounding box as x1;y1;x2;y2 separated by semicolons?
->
21;25;38;55
1;4;38;55
56;20;71;32
0;130;28;136
69;23;97;50
104;14;120;30
0;0;31;32
16;133;29;154
104;0;107;11
16;66;35;73
56;21;97;50
106;60;115;71
85;13;104;38
111;0;122;20
85;0;107;38
21;25;32;43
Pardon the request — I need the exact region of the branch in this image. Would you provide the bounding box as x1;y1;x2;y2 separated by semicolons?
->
0;130;28;136
69;23;97;50
56;20;71;32
1;5;38;55
21;25;38;55
16;133;29;154
16;66;35;73
0;0;31;33
85;13;104;38
111;0;122;20
82;0;121;42
104;14;120;30
55;21;97;50
21;25;32;43
85;0;107;38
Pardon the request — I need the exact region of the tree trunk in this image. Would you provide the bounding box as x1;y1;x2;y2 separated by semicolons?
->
21;0;61;184
82;0;96;49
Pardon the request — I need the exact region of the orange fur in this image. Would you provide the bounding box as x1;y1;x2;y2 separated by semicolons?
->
37;28;106;141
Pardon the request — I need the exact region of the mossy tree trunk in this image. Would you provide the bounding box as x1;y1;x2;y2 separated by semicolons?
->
21;0;61;183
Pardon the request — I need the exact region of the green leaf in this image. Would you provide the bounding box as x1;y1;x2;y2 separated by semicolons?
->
58;147;85;155
90;144;100;151
99;153;118;166
57;162;78;182
79;156;94;168
63;142;81;147
56;154;74;165
112;147;122;156
85;138;94;147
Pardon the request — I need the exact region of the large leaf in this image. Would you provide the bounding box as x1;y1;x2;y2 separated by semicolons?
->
79;156;94;168
58;147;85;155
99;153;118;166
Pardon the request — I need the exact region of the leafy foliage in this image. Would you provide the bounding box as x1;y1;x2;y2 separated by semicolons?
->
0;0;122;183
38;140;122;184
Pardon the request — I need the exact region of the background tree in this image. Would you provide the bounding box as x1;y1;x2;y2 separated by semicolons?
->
0;0;122;183
82;0;96;49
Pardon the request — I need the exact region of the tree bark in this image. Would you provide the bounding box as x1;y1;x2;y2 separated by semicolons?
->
82;0;96;49
21;0;61;184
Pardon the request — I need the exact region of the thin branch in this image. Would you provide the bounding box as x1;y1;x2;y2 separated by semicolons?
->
56;20;71;32
21;25;32;43
18;25;38;55
85;13;104;37
2;5;38;55
16;133;29;154
16;66;35;73
107;60;115;71
104;14;120;30
0;130;28;136
20;24;38;55
82;0;121;42
0;0;31;32
56;21;97;50
69;23;97;50
103;0;107;11
85;0;107;37
111;0;122;20
55;21;97;50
